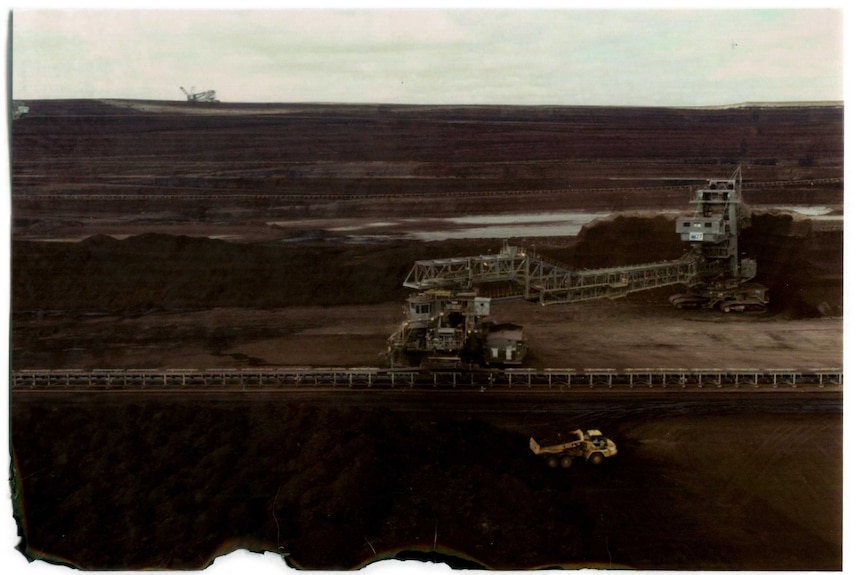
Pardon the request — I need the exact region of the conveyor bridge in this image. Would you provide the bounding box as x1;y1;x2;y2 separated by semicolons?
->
12;368;842;392
403;246;723;304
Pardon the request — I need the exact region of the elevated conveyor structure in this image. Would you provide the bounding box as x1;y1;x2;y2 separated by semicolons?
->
10;367;843;392
403;169;759;307
403;246;727;305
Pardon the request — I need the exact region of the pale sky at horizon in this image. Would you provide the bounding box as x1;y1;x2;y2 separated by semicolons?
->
10;8;844;106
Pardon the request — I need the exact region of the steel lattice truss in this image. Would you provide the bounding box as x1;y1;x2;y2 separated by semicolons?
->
403;247;530;291
10;367;844;391
402;246;723;305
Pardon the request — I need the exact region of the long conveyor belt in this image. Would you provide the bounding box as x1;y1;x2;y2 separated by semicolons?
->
11;367;843;392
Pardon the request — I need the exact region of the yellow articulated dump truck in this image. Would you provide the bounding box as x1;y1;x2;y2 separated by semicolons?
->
530;429;618;467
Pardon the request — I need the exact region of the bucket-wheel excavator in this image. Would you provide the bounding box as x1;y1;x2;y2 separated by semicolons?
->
386;169;768;367
667;171;768;312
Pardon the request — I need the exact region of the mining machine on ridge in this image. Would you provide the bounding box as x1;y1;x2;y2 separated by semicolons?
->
180;86;219;103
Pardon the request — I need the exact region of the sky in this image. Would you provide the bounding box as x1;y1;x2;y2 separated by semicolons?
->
9;5;845;107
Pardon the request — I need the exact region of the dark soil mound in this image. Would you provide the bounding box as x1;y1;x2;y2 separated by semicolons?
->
11;236;497;313
741;213;843;316
10;401;585;570
11;213;842;317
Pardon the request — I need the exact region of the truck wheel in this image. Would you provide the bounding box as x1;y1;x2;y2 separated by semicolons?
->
546;456;559;468
560;456;573;469
589;453;604;465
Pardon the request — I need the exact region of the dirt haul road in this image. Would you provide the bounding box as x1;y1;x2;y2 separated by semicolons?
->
10;300;842;371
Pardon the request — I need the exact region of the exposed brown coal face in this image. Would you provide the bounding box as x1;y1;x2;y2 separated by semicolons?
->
740;213;843;316
11;396;842;571
12;212;842;318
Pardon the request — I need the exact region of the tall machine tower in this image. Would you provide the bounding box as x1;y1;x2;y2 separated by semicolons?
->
670;167;766;311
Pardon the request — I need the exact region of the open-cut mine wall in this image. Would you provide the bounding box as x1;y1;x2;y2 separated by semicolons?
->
11;212;842;318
